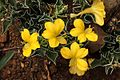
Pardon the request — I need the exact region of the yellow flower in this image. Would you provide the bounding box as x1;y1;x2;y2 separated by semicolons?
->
60;42;89;76
70;19;98;43
70;0;105;26
42;18;67;48
21;29;40;57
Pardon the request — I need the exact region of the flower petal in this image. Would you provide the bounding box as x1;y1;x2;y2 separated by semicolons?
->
23;43;32;57
86;32;98;42
94;13;104;26
29;32;39;43
70;28;82;37
21;29;30;42
60;47;72;59
30;41;40;50
76;48;88;58
77;59;88;71
44;22;55;32
48;38;59;48
69;66;77;74
85;27;92;34
78;33;87;43
73;19;85;30
70;42;80;56
42;30;56;39
54;18;65;35
57;36;67;44
69;58;76;67
76;69;85;76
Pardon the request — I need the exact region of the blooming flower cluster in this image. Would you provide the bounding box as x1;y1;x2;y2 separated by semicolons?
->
42;18;67;48
70;19;98;43
20;0;105;76
61;42;89;76
21;29;40;57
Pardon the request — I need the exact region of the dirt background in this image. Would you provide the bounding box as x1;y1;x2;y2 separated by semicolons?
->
0;0;120;80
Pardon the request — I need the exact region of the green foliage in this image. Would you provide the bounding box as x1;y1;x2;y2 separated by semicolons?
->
0;51;14;70
91;30;120;74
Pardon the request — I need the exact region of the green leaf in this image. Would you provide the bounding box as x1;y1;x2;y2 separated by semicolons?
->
46;51;58;65
2;18;12;33
0;51;14;70
32;48;46;57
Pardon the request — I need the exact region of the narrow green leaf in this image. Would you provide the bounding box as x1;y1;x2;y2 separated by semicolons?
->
0;51;14;70
2;18;12;33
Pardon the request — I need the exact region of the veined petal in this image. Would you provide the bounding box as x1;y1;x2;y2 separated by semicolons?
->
69;58;76;67
86;31;98;42
60;47;72;59
70;28;82;37
85;27;92;34
23;44;32;57
42;30;56;39
48;38;59;48
44;22;55;32
77;59;88;71
78;33;87;43
21;29;30;42
30;41;40;50
70;42;80;56
73;19;85;30
76;69;86;76
76;48;88;58
69;66;77;74
57;36;67;44
94;13;104;26
54;18;65;35
29;32;39;43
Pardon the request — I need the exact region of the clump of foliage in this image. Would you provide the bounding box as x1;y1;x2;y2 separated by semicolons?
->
0;0;120;77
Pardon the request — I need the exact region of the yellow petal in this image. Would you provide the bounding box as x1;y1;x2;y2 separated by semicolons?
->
76;69;85;76
78;33;87;43
86;32;98;42
76;48;88;58
57;36;67;44
42;30;56;39
78;0;105;26
44;22;55;32
70;28;82;37
70;42;80;56
30;41;40;50
21;29;30;42
29;32;39;43
23;43;32;57
60;47;72;59
69;58;76;67
69;66;77;74
54;18;65;35
94;13;104;26
77;59;88;71
48;38;59;48
85;27;92;34
73;19;85;30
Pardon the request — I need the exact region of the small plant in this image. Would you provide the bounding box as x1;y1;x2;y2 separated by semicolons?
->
1;0;120;77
